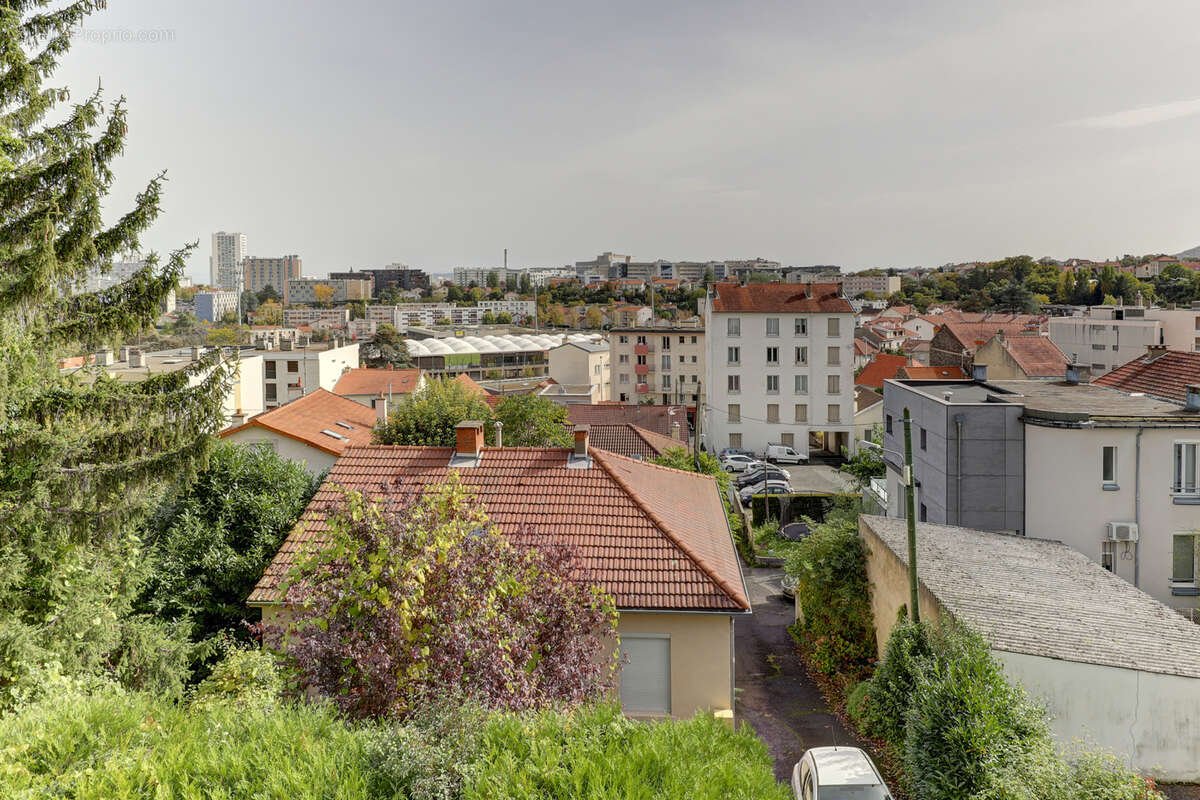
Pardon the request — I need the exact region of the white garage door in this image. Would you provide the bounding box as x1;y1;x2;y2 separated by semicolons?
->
619;634;671;714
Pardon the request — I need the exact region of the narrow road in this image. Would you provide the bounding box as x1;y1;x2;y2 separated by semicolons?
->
736;563;872;782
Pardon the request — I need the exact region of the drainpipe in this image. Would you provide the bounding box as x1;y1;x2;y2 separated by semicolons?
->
954;415;964;526
1134;426;1143;588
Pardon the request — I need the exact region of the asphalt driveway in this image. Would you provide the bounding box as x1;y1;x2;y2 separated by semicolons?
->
736;563;872;782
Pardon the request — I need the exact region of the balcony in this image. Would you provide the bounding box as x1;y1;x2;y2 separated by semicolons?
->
636;383;649;394
635;363;650;375
634;344;653;356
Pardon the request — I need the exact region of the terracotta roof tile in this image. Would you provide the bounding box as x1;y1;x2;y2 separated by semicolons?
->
334;368;423;397
1095;350;1200;404
996;335;1068;378
220;389;378;455
853;338;879;356
898;365;969;380
248;446;748;612
587;424;684;459
855;354;910;390
566;404;687;437
710;282;853;313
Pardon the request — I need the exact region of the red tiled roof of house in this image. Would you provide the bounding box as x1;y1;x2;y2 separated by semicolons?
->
710;282;852;313
452;372;490;398
994;334;1068;378
853;338;879;356
1095;349;1200;404
220;389;378;456
941;317;1044;352
248;445;749;612
334;367;423;397
566;404;686;437
586;424;684;460
898;365;969;380
855;354;911;389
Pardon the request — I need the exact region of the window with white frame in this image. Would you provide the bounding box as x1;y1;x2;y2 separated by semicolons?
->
727;318;741;337
766;375;779;393
619;374;629;384
1172;533;1198;585
795;346;808;365
728;346;740;365
766;318;779;336
1100;541;1116;572
618;336;629;344
795;374;808;394
1174;442;1199;494
728;374;740;393
618;354;629;364
795;318;807;336
766;346;779;365
662;374;672;388
1102;445;1117;486
661;354;671;370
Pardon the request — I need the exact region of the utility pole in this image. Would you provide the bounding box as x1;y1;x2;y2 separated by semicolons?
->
694;379;703;471
902;408;920;623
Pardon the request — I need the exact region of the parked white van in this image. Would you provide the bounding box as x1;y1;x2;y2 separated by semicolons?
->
765;444;806;464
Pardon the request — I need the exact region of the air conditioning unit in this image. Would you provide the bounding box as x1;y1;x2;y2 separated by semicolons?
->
1106;521;1139;543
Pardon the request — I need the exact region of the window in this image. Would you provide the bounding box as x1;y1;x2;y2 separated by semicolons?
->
1102;446;1117;486
729;433;742;449
781;433;794;447
794;403;808;423
1174;442;1199;494
619;374;629;384
1100;541;1116;572
827;317;840;337
728;346;740;365
727;318;741;337
795;374;808;394
766;318;779;336
265;384;277;402
678;354;684;363
886;414;893;435
619;634;671;715
827;403;841;423
287;360;299;373
827;346;840;366
795;346;808;365
661;354;671;370
766;375;779;393
637;355;647;365
619;392;628;402
691;374;698;383
767;404;779;423
795;318;808;336
766;346;779;365
827;375;840;394
265;361;277;379
636;335;647;345
662;374;672;388
728;404;741;423
679;336;686;343
618;336;629;344
619;354;629;364
920;427;927;450
691;355;697;363
728;374;740;393
661;336;671;350
691;336;698;344
919;503;927;522
1172;533;1198;585
594;364;601;375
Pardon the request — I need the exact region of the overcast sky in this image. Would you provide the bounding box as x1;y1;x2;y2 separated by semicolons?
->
57;0;1200;281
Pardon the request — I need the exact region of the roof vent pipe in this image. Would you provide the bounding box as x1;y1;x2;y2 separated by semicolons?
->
493;420;504;448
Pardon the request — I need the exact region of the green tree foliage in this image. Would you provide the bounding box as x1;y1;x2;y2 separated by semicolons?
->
239;289;259;314
375;377;495;446
0;1;233;709
495;311;512;324
361;323;414;368
841;427;884;488
519;271;533;295
255;283;280;304
139;442;319;658
481;310;496;324
492;393;571;447
992;280;1039;313
486;270;499;289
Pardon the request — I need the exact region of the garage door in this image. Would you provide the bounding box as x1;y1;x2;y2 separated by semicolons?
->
619;634;671;714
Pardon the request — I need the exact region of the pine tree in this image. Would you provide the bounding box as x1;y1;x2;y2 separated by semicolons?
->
0;1;233;705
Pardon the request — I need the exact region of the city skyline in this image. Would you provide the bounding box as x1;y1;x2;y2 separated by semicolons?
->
56;0;1200;283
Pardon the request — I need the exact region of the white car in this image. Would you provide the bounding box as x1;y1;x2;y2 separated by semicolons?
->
792;747;893;800
721;454;762;473
765;444;807;464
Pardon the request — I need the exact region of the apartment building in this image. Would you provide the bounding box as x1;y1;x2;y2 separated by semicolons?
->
282;308;351;329
609;326;704;408
368;303;483;328
840;272;901;298
548;340;611;402
881;356;1200;610
1048;305;1200;375
704;282;856;457
210;231;246;290
478;299;535;318
285;277;372;306
244;255;302;303
195;290;239;323
258;339;359;407
575;252;631;283
452;266;507;286
363;264;430;292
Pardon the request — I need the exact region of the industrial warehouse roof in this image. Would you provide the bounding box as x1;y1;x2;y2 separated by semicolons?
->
404;332;602;357
861;516;1200;679
249;445;749;612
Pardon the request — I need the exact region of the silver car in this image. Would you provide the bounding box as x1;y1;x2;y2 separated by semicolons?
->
792;747;892;800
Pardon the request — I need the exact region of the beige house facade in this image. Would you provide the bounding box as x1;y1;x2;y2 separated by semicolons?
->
548;341;611;402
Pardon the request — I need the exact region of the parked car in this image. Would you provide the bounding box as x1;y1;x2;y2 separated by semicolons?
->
792;747;893;800
718;447;755;462
738;480;791;503
765;444;807;464
736;464;788;489
722;454;762;473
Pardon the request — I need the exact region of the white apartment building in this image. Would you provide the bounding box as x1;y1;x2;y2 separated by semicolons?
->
704;283;856;457
210;231;246;290
285;278;371;306
609;326;705;408
525;267;577;287
195;290;239;323
478;299;535;318
368;304;484;328
259;339;359;407
453;267;507;286
1047;305;1200;375
282;308;351;329
841;272;901;298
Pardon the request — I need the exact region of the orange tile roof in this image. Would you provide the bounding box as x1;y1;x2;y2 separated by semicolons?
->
994;334;1068;378
1095;349;1200;404
334;367;423;397
710;282;852;313
452;372;491;398
587;424;684;460
248;445;748;612
855;354;910;389
898;365;969;380
220;389;378;456
567;404;687;437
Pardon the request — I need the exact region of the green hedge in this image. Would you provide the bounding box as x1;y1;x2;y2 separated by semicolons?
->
749;493;857;526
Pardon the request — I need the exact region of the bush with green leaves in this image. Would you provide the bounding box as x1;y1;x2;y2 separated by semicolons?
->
365;700;488;800
971;737;1161;800
189;641;282;713
855;616;931;743
784;502;876;681
375;377;496;446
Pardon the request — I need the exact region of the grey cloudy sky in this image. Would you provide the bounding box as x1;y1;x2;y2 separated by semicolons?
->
58;0;1200;281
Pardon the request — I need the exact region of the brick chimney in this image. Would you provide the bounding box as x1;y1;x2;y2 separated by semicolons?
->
1146;344;1168;361
573;424;590;458
373;395;388;423
455;420;485;457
